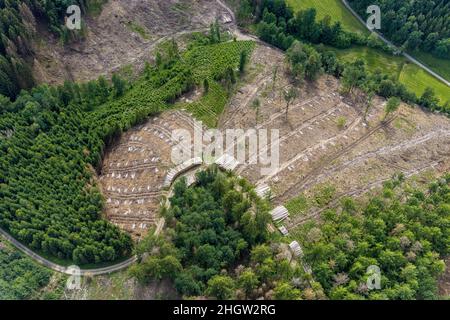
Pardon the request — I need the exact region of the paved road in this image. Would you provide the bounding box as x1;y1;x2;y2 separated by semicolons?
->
341;0;450;87
0;227;137;276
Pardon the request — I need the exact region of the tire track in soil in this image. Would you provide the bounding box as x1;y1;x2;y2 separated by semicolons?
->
220;75;271;128
236;102;345;175
287;158;446;229
256;114;365;186
298;129;450;193
274;116;399;204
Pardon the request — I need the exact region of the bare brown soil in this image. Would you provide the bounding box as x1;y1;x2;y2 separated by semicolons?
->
99;42;450;245
99;110;205;239
33;0;233;85
223;45;450;212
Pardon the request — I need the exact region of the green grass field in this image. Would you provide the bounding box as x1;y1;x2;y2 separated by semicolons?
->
331;45;405;75
399;63;450;103
410;50;450;82
286;0;368;34
288;0;450;104
182;81;229;128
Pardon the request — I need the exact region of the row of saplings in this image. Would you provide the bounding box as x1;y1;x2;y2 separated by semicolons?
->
129;166;325;300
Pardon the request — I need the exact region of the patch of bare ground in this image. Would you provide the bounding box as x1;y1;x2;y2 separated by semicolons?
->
439;259;450;298
33;0;234;85
216;44;450;229
67;271;178;300
98;110;206;240
99;41;450;244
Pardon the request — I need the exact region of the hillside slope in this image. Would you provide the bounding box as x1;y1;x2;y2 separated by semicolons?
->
33;0;234;85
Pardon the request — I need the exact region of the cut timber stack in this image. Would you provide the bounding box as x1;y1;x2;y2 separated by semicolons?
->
164;157;203;188
289;241;303;257
215;154;240;171
278;226;289;236
270;206;289;222
255;183;271;199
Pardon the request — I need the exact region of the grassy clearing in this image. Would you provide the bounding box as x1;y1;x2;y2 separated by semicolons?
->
285;194;309;217
126;21;151;40
0;236;57;300
410;50;450;83
286;0;368;34
399;63;450;104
